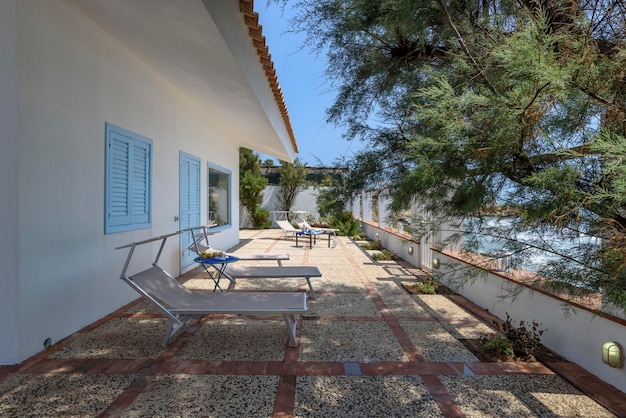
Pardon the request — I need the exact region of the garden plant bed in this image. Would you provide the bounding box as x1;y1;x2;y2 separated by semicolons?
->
402;282;569;364
459;338;569;363
402;281;457;296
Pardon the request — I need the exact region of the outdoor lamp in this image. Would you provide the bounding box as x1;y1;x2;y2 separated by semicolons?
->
602;341;624;368
432;258;440;269
408;246;413;255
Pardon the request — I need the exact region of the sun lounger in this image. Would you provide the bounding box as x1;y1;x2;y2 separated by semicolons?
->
180;224;218;254
222;265;323;298
116;232;307;347
234;253;290;266
296;221;339;248
183;225;289;265
275;220;301;239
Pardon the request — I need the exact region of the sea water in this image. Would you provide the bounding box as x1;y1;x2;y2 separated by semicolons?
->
464;217;600;273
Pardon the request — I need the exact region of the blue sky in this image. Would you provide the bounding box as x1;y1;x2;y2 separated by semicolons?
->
257;3;361;166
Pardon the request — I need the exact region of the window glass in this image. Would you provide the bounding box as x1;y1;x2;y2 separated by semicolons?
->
208;164;231;228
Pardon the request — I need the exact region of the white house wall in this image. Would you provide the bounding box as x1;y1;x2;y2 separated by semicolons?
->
6;0;246;364
0;0;20;364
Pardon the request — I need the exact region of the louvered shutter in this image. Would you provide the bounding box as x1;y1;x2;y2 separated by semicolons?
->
179;152;201;267
130;140;151;224
105;123;152;233
107;133;131;227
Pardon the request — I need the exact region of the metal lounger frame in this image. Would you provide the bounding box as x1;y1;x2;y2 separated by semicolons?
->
116;232;306;346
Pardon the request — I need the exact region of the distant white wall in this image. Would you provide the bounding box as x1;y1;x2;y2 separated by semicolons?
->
361;223;420;267
7;0;242;364
241;185;321;228
352;196;360;219
362;192;373;223
378;193;392;228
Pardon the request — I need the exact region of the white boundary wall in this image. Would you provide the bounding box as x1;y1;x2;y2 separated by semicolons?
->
435;251;626;394
361;222;625;394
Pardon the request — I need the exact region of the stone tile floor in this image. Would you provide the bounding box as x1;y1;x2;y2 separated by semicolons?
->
1;229;625;417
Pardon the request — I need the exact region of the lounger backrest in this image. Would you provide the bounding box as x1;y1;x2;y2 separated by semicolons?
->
187;226;209;254
276;220;298;232
127;266;193;308
187;241;209;254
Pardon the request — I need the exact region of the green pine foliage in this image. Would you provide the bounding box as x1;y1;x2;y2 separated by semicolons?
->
278;158;309;212
239;148;269;229
278;0;626;311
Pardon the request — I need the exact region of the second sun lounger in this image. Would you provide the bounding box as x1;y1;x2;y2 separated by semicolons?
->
275;220;300;239
182;225;290;265
222;265;323;298
296;221;338;248
233;253;290;266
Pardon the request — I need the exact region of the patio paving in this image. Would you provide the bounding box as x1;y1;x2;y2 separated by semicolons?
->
1;229;625;417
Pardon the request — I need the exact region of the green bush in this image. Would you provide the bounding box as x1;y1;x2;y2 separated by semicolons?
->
404;278;440;294
332;211;359;236
251;207;272;229
352;231;367;240
416;278;437;294
372;249;396;260
483;334;514;359
501;313;546;360
362;240;384;250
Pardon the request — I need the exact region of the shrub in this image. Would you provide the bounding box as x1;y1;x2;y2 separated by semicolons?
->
416;278;437;294
362;240;384;250
483;334;514;359
333;211;360;236
500;313;546;360
402;277;439;295
352;231;367;240
251;207;272;229
372;249;396;260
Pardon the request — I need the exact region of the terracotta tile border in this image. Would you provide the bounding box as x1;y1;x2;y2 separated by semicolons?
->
273;375;297;417
421;375;465;418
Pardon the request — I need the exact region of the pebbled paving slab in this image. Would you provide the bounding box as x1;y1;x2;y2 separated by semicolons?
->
1;229;622;417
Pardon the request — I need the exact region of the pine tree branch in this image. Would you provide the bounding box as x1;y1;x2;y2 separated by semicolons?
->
436;0;498;95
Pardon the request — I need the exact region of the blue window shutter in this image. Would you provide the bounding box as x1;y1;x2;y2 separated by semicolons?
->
179;152;201;268
130;141;151;224
105;123;152;233
107;133;131;227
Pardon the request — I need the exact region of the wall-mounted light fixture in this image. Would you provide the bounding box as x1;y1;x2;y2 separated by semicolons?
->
602;341;624;368
408;246;413;255
375;232;379;239
432;258;440;269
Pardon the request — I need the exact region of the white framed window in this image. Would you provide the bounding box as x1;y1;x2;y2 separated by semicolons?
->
208;163;231;229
